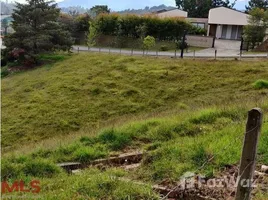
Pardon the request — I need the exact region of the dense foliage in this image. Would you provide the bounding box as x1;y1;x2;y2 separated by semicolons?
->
59;13;91;44
246;0;268;11
143;35;156;50
3;0;73;65
244;8;268;49
88;13;203;46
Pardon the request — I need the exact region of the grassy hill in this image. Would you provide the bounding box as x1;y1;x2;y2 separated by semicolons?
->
1;53;268;199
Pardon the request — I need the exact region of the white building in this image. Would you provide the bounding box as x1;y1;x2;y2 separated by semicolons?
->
207;7;249;40
155;8;188;18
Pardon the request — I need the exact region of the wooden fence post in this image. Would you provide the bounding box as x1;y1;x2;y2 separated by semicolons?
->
214;50;217;60
235;108;263;200
193;50;195;60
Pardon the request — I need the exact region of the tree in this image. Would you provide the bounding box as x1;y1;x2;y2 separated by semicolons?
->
143;35;156;50
76;14;91;32
246;0;268;11
175;0;236;17
244;8;268;49
89;5;110;17
4;0;73;63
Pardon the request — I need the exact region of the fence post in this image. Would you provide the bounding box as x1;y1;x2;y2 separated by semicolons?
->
235;108;263;200
180;30;187;58
212;36;216;48
175;50;177;58
78;47;79;53
193;50;195;60
214;50;217;60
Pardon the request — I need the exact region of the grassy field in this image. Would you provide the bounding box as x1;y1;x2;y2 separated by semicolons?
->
2;53;268;199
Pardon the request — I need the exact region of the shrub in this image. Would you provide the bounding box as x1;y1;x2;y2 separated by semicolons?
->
175;39;188;50
143;36;156;50
189;26;207;35
160;45;169;51
253;80;268;89
91;14;192;41
1;58;7;66
1;66;9;78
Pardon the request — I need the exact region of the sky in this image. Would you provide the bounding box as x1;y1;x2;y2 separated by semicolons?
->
8;0;250;11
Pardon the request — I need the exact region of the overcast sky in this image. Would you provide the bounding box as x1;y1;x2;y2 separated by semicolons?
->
8;0;249;10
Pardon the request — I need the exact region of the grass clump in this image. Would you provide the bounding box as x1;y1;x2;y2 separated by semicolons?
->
73;145;108;163
253;79;268;89
98;129;132;150
2;157;61;180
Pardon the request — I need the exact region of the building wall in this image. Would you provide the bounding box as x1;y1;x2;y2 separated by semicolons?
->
186;35;214;47
213;24;243;40
208;7;249;26
157;9;188;18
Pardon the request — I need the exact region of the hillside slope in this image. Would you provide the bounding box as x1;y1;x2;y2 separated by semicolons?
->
2;53;268;150
1;53;268;199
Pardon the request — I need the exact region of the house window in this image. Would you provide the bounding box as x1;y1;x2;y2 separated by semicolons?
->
191;22;205;29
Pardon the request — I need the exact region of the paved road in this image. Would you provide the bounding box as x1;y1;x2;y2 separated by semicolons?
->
73;45;268;59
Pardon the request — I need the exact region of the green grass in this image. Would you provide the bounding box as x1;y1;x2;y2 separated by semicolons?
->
2;105;268;199
253;79;268;89
2;53;268;150
2;53;268;199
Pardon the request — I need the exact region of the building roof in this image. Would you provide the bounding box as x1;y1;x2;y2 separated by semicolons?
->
208;7;249;26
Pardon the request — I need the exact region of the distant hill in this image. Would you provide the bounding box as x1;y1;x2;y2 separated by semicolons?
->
57;0;176;11
117;5;176;15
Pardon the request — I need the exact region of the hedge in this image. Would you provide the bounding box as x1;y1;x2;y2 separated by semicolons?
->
89;14;204;45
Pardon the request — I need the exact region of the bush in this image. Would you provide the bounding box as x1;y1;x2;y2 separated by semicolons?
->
160;45;169;51
91;14;192;41
253;79;268;89
189;26;207;35
175;39;188;50
1;58;7;67
1;66;9;78
143;36;156;50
